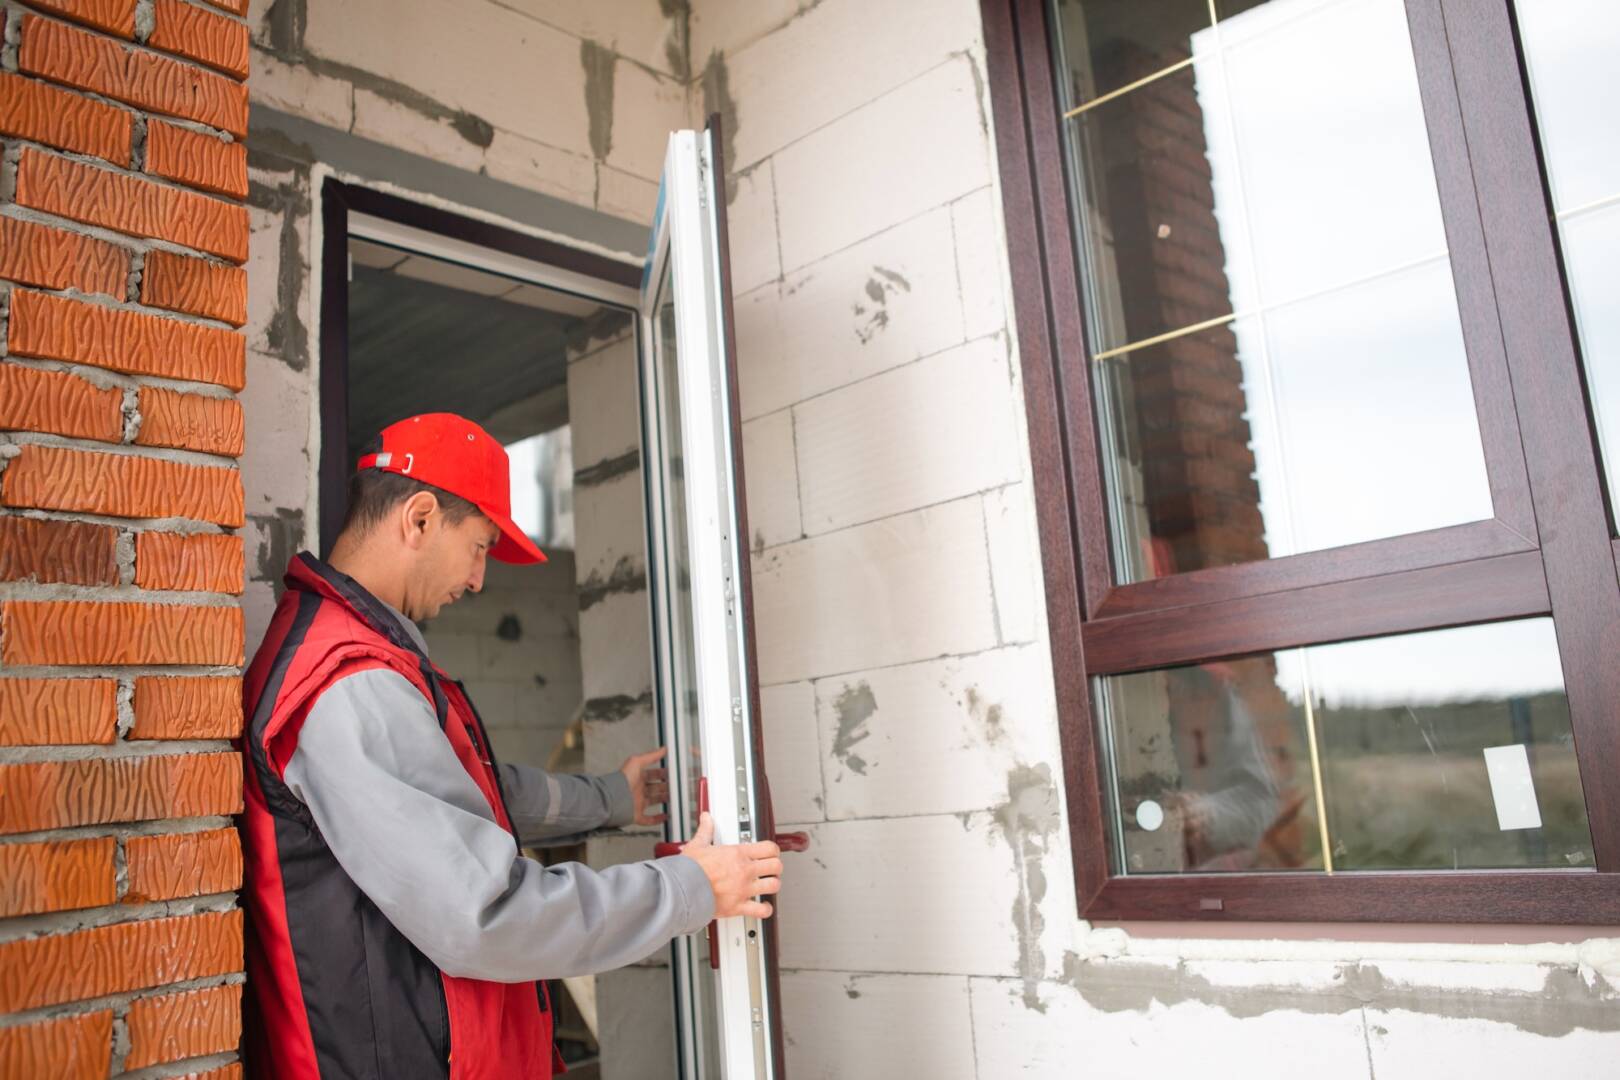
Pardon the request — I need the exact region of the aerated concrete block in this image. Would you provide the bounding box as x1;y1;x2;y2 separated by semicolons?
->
733;206;968;421
772;56;993;271
750;496;997;685
791;336;1023;535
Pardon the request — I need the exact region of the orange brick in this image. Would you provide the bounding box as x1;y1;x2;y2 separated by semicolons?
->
19;15;248;136
148;0;248;79
1;445;243;525
135;534;243;595
145;119;248;199
0;837;117;917
0;677;118;746
15;149;248;263
132;676;242;739
0;600;243;667
0;211;130;296
139;250;246;326
123;828;241;902
0;909;241;1012
135;388;245;456
0;516;119;586
25;0;137;37
0;364;125;443
0;752;242;835
9;289;245;388
0;1010;113;1080
0;71;132;164
126;982;241;1069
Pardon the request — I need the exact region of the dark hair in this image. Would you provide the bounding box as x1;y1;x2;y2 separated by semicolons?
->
340;435;484;539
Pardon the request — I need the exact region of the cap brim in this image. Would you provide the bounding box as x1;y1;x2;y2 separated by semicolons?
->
485;508;547;565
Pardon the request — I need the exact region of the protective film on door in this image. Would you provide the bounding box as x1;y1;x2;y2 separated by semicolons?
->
639;121;803;1079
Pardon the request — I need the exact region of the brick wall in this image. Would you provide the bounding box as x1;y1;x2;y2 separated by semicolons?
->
0;1;250;1077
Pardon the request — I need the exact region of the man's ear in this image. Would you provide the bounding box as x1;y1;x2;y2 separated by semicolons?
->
400;491;439;549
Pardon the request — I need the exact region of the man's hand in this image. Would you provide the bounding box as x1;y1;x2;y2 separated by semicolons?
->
680;812;782;919
620;747;670;826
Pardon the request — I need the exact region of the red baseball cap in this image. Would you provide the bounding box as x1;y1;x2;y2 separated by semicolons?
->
356;413;547;565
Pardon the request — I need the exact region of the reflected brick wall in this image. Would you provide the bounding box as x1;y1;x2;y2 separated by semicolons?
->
1081;33;1312;867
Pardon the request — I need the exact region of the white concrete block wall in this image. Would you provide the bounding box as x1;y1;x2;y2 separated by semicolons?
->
698;4;1068;1072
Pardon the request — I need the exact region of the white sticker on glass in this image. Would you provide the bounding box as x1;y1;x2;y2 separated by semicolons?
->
1135;799;1165;832
1483;744;1543;832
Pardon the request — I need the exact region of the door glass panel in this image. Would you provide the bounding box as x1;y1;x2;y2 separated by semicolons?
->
1052;0;1493;584
1516;1;1620;515
1097;619;1595;874
651;262;724;1075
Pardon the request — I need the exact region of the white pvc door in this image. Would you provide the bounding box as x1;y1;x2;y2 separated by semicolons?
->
639;122;796;1080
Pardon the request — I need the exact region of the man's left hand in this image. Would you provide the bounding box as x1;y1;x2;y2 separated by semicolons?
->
620;747;670;826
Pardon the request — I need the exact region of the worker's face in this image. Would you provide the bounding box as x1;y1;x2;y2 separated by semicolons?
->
405;498;500;621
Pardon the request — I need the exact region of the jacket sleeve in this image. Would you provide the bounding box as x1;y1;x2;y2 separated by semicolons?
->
282;667;714;981
497;761;635;848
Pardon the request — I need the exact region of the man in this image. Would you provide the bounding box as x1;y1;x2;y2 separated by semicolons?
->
239;412;782;1078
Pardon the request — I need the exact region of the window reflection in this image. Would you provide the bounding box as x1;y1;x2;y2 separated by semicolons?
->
1098;619;1595;874
1053;0;1492;584
505;426;574;549
1516;1;1620;519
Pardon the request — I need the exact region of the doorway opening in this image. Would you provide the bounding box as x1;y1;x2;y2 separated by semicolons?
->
321;182;679;1077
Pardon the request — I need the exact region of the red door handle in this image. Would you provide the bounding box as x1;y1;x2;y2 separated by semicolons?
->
653;780;812;969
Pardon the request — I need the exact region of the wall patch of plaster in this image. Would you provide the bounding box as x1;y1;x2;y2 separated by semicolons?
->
576;448;641;488
584;692;655;724
1057;953;1620;1038
996;762;1060;1011
965;685;1005;746
577;556;648;612
262;0;308;59
657;0;692;83
831;682;876;776
253;508;307;594
582;40;617;162
700;52;739;195
852;266;912;345
250;176;314;372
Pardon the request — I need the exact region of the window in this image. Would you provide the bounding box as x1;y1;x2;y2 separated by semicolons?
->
983;0;1620;922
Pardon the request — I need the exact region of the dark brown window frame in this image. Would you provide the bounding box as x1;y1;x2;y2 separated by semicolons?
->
981;0;1620;923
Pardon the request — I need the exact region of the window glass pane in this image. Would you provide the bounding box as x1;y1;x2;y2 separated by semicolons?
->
1097;619;1594;874
1052;0;1213;103
505;426;574;550
1053;0;1493;584
1516;1;1620;519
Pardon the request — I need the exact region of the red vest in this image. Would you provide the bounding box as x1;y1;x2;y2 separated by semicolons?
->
239;553;564;1079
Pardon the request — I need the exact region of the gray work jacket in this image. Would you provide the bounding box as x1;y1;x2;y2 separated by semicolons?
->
281;597;714;982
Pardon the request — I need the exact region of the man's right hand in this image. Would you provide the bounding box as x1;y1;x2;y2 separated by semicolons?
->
679;812;782;919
